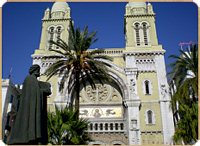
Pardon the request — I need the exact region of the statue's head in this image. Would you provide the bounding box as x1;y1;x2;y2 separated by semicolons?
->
29;64;40;77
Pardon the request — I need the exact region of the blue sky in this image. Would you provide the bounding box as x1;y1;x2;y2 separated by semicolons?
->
2;2;198;85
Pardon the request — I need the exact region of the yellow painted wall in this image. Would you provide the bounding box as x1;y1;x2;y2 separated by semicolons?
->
40;75;58;103
141;133;164;145
139;103;162;131
137;72;159;101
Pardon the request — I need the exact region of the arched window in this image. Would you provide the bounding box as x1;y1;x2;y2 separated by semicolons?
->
135;23;140;46
145;109;155;124
110;123;113;130
142;23;148;45
145;80;150;94
143;79;152;95
56;26;62;49
95;123;98;130
115;123;118;130
105;123;108;130
49;27;54;49
100;123;103;130
120;123;124;130
90;124;93;130
147;110;153;124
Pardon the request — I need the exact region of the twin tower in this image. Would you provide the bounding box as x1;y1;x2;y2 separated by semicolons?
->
32;2;174;145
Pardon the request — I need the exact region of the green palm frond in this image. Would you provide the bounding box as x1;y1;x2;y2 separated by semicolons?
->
168;44;198;144
47;105;90;145
45;24;113;112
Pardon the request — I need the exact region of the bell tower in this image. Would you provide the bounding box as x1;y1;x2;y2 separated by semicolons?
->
38;2;71;52
124;2;158;49
123;2;174;145
31;2;73;106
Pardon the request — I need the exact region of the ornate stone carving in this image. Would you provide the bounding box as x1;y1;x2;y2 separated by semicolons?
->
86;84;108;102
161;84;167;98
130;79;136;93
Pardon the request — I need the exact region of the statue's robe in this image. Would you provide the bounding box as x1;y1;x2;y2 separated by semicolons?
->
8;75;51;145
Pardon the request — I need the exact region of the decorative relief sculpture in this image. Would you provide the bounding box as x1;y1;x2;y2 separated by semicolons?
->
79;108;121;118
112;95;119;101
130;79;136;93
86;84;108;102
161;84;167;98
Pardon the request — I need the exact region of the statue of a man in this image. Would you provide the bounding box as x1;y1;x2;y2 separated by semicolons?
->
8;64;51;145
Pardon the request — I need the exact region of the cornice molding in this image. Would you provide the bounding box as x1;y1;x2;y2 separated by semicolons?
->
42;18;71;22
124;14;155;18
124;50;165;56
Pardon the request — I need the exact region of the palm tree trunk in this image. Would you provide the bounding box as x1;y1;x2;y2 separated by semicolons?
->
75;69;80;117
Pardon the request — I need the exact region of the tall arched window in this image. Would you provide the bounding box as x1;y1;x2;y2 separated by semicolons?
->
120;123;124;130
100;123;103;130
143;79;152;95
49;27;54;50
142;23;148;45
147;110;153;124
110;123;113;130
95;123;98;130
56;26;62;49
115;123;118;130
145;80;150;94
135;23;140;46
105;123;108;130
145;109;155;124
90;124;93;130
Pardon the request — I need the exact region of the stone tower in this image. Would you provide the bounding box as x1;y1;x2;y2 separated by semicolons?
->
124;2;174;145
31;2;175;145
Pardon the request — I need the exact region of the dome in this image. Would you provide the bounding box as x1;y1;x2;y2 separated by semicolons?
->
128;2;146;9
51;2;69;13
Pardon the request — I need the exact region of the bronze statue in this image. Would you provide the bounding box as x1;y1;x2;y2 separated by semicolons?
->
8;64;51;145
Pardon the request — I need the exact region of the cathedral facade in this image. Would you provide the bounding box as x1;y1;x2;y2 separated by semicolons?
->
31;2;174;145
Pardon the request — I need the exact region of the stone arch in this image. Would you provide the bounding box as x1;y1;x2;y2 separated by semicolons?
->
67;58;128;105
132;21;141;27
110;140;126;145
88;140;107;145
141;21;150;27
68;68;128;103
107;69;128;100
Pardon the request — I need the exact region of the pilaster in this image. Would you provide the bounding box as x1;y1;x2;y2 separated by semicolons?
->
124;53;141;145
155;54;175;144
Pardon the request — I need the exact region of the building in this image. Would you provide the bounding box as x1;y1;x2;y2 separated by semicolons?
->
30;2;174;145
2;79;21;143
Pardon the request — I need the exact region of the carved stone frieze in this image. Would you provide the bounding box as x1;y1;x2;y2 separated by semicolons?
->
80;83;122;104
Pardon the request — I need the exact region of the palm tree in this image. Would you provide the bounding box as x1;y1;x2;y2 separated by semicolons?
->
173;104;198;144
168;43;198;88
167;43;198;144
45;23;113;111
168;44;198;107
47;105;90;145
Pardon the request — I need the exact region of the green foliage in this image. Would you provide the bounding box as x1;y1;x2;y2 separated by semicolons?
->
168;44;198;144
173;104;198;144
47;105;90;145
45;23;113;111
168;44;198;88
